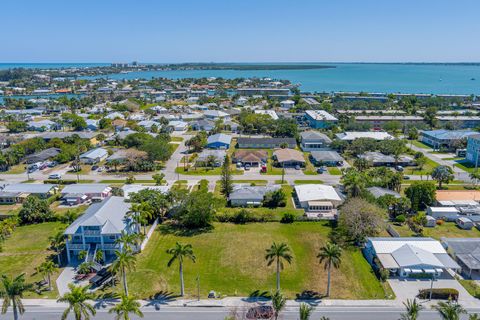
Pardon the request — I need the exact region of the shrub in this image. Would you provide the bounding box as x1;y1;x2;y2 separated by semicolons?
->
232;209;251;224
417;288;459;300
44;179;77;185
436;219;444;225
217;210;276;223
280;213;296;224
395;214;406;224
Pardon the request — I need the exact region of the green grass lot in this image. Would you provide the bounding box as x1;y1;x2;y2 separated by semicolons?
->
232;180;268;185
392;222;480;240
327;167;342;175
127;222;392;300
0;222;67;298
176;165;243;176
410;140;433;150
404;157;440;175
454;160;477;173
5;164;26;174
293;180;324;185
170;136;184;142
170;143;180;153
302;152;318;175
458;280;480;298
0;204;21;216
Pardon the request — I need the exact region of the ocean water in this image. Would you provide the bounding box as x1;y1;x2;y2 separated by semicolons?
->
1;63;480;95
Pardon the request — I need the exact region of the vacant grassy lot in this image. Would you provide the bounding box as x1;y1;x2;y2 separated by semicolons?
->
0;222;67;298
293;180;325;185
5;164;26;174
404;157;439;175
303;152;318;175
392;222;480;240
176;165;243;175
128;222;390;300
327;167;342;175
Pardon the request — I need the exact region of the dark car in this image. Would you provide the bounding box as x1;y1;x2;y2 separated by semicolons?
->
92;165;99;171
89;268;112;287
246;306;274;319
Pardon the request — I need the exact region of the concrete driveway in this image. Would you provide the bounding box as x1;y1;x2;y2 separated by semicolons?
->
388;275;477;306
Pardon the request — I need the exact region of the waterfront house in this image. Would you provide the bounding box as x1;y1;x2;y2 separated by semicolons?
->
64;196;137;264
363;237;460;278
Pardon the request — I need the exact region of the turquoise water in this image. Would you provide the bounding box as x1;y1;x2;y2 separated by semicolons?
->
2;63;480;94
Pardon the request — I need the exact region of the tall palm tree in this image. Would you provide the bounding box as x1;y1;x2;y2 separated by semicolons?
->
400;299;423;320
0;274;33;320
38;261;58;291
166;242;196;297
470;314;480;320
57;284;96;320
271;290;286;320
434;300;466;320
49;231;65;265
108;294;144;320
115;231;143;253
299;302;314;320
317;242;342;297
111;250;137;296
341;169;366;197
265;242;293;292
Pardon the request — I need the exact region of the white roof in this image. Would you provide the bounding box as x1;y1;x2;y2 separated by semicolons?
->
369;238;447;254
254;110;279;120
294;184;341;203
336;131;393;141
80;148;108;160
61;184;111;195
428;207;460;213
305;110;338;121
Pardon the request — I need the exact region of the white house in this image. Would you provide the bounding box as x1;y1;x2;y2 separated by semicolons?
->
80;148;108;164
427;207;460;221
280;100;295;110
294;184;343;219
61;184;112;204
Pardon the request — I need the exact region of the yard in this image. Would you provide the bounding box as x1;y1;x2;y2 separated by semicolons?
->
392;221;480;240
5;164;26;174
410;140;433;150
0;222;67;298
127;222;391;300
403;157;440;175
454;159;477;173
175;165;243;175
302;152;318;175
327;167;342;175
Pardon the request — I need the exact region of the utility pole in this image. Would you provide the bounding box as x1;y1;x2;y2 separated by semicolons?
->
281;163;285;184
177;161;180;181
429;273;435;300
196;275;200;301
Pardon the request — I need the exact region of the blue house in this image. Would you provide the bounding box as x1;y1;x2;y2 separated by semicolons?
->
466;134;480;165
207;133;232;149
305;110;338;129
420;129;476;150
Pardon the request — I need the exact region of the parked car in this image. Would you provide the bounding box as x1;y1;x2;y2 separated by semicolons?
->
236;162;243;168
48;173;62;180
244;164;251;171
295;165;301;170
403;175;410;180
39;163;48;170
246;306;274;319
395;165;404;172
92;165;99;171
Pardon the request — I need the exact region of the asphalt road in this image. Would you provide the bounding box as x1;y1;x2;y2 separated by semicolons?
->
5;306;480;320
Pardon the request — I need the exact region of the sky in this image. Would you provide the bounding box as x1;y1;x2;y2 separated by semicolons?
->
2;0;480;63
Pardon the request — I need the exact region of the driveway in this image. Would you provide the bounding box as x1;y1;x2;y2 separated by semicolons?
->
388;275;477;306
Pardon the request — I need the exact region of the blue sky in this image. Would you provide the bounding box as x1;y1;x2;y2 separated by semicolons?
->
2;0;480;62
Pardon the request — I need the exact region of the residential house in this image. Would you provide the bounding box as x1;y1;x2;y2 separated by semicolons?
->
121;184;170;200
64;196;137;264
232;150;268;167
254;110;279;120
203;110;230;121
363;237;460;278
237;137;296;149
300;131;332;151
168;120;188;131
466;134;480;165
61;184;112;205
272;148;305;167
27;119;59;132
294;184;343;219
191;119;215;132
358;152;414;167
457;217;474;230
441;238;480;279
335;131;393;141
420;130;475;151
196;149;226;167
85;119;99;131
309;151;344;166
206;133;232;149
280;100;295;110
1;183;57;199
229;184;281;207
79;148;108;164
137;120;159;131
367;187;401;199
105;112;125;120
24;147;61;164
305;110;338;129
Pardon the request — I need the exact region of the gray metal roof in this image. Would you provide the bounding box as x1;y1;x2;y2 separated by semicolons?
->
310;151;344;162
61;184;110;195
64;196;131;235
2;183;56;194
301;131;332;143
80;148;108;160
229;185;281;201
207;133;232;145
442;238;480;270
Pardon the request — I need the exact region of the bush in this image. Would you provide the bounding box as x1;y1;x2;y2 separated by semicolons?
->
395;214;406;224
436;219;444;225
417;288;459;300
280;213;296;224
44;179;77;185
232;209;251;224
217;210;276;223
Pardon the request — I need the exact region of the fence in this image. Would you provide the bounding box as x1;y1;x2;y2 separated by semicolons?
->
140;218;159;251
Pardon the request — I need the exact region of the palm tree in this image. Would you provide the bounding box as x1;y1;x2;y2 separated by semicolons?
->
108;294;144;320
94;250;104;264
265;242;293;292
38;261;58;291
115;231;143;253
400;299;423;320
111;250;137;296
317;242;342;297
341;169;366;197
299;302;314;320
49;231;65;265
0;274;33;320
469;314;480;320
271;290;286;320
434;300;466;320
166;242;196;296
57;284;96;320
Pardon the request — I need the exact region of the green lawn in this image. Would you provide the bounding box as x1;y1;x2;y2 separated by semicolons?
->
404;157;440;175
262;150;283;175
458;280;480;299
392;222;480;240
128;222;391;300
454;160;477;173
293;180;324;185
170;137;184;142
176;166;243;176
232;180;268;185
327;167;342;175
5;164;26;174
410;140;433;150
302;152;318;175
0;222;67;298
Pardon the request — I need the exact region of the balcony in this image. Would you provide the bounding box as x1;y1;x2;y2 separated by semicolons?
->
67;243;89;251
83;229;101;235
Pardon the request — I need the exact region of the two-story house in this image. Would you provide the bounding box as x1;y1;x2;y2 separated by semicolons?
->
64;196;137;264
300;131;332;151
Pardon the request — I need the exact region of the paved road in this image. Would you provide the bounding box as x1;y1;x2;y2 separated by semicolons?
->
6;306;480;320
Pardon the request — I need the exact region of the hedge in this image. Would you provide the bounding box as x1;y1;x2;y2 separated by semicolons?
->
44;179;77;185
417;288;459;300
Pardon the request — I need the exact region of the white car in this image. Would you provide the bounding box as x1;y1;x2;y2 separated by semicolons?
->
48;173;62;180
